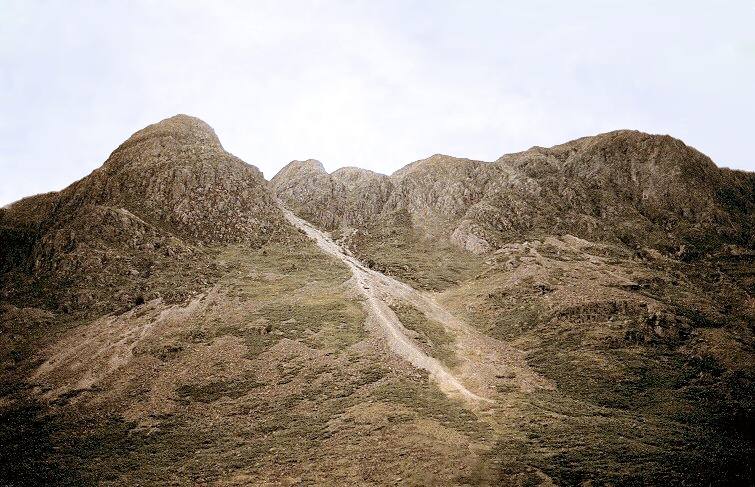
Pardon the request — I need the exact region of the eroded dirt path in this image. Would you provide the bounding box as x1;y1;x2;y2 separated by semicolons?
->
282;208;553;404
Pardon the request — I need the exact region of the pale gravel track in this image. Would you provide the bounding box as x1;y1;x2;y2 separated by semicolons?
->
281;207;494;403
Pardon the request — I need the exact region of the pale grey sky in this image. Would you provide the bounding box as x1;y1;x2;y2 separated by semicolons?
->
1;0;754;206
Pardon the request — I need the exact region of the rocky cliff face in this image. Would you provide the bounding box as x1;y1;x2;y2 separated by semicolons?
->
469;130;755;255
0;115;284;312
271;159;392;229
273;130;754;257
385;155;495;237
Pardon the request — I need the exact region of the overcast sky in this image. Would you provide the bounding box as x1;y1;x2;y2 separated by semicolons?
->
1;1;753;206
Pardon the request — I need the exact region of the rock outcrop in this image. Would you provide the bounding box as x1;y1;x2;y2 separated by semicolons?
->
273;130;754;256
0;115;284;311
476;130;755;254
50;114;282;244
271;159;392;229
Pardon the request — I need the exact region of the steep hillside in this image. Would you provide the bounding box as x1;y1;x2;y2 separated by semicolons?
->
270;159;336;226
463;130;755;255
2;121;753;485
0;114;284;313
267;131;754;483
273;131;753;259
20;114;282;244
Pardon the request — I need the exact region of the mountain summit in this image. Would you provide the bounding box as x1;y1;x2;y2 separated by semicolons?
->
1;115;284;312
60;114;282;243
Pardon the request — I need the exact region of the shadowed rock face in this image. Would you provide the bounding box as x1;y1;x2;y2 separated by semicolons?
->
273;130;754;256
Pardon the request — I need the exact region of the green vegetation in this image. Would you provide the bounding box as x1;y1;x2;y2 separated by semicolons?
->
211;233;367;354
390;304;460;369
437;238;754;485
174;376;265;403
0;228;378;484
348;223;485;291
2;215;752;485
444;271;552;342
481;381;753;485
371;376;492;441
251;300;366;351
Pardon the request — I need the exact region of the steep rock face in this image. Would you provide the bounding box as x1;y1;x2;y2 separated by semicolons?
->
0;191;59;273
564;131;754;247
272;154;492;234
30;205;191;279
385;155;494;234
271;160;392;229
331;167;393;227
271;159;338;227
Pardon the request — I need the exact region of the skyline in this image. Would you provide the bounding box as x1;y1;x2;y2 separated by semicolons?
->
2;1;754;206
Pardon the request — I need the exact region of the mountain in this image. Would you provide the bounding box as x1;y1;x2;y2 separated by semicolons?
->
272;159;393;228
0;114;284;312
1;117;753;486
274;130;754;257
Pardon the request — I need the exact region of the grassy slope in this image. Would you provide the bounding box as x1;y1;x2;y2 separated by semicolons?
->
322;215;754;484
440;239;754;485
341;222;486;292
2;220;753;485
1;226;496;486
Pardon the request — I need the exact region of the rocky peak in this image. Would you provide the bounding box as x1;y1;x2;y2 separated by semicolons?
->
1;115;285;311
47;115;283;244
457;130;754;254
330;167;393;227
113;114;223;154
295;159;327;171
270;159;330;194
385;155;494;233
272;160;392;229
331;166;384;184
274;130;752;257
391;154;479;181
